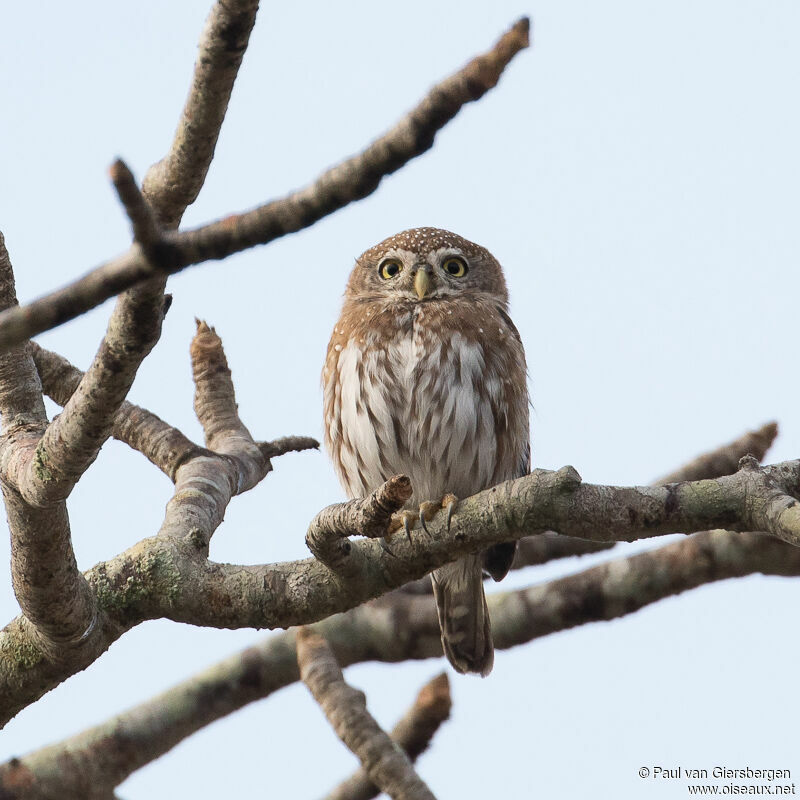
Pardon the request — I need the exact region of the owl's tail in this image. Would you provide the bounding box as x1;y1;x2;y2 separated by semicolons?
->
431;555;493;677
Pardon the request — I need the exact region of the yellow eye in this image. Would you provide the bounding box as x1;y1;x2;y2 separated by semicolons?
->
378;259;403;280
442;256;468;277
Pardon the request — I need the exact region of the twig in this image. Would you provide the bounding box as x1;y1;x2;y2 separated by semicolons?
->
259;436;320;460
109;160;162;249
324;673;451;800
0;17;530;350
297;628;437;800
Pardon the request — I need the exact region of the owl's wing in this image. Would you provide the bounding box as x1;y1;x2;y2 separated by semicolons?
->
482;445;527;582
482;304;530;582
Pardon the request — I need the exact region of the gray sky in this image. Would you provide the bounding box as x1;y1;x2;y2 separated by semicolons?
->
1;1;799;797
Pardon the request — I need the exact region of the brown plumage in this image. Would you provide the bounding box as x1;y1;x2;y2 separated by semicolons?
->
323;227;530;676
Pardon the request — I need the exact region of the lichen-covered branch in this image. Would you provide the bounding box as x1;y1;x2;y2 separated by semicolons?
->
297;629;437;800
0;318;314;724
520;420;780;567
325;673;451;800
3;452;799;724
0;17;530;350
5;527;794;790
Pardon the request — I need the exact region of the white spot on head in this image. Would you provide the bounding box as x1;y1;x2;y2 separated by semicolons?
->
334;344;342;352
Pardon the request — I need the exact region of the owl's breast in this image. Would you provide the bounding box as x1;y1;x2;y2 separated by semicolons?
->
324;301;526;501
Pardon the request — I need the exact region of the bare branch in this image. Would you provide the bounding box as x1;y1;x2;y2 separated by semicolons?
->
655;421;779;484
2;0;261;501
17;277;166;506
258;436;319;460
142;461;800;632
5;527;792;777
521;421;782;567
0;235;96;658
13;0;263;503
0;633;278;799
190;320;254;452
109;160;162;249
325;673;451;800
512;533;614;568
142;0;260;228
297;628;436;800
0;234;46;428
29;343;203;480
0;404;793;725
306;476;413;572
0;17;531;350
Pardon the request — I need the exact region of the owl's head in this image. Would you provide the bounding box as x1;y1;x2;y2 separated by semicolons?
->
345;227;509;306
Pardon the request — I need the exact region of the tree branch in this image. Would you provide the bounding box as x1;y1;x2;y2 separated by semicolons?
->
0;0;264;504
189;319;270;494
141;0;260;228
29;343;205;480
324;673;451;800
0;17;531;350
297;629;436;800
517;420;780;567
306;475;413;572
4;527;794;788
4;453;799;724
0;235;96;658
655;421;779;484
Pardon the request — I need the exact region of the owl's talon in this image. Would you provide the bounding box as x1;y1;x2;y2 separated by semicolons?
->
442;493;458;531
418;501;440;538
379;537;399;558
389;509;420;543
403;514;414;544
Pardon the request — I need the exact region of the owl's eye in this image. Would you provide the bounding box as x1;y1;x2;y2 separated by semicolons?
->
378;259;403;280
442;256;468;277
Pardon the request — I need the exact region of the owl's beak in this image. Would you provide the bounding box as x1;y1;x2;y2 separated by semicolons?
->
414;269;431;300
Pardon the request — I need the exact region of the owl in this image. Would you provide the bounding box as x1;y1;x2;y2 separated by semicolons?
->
323;228;530;676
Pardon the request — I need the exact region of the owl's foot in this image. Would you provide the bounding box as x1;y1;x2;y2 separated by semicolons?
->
418;494;458;533
387;494;459;541
388;509;422;544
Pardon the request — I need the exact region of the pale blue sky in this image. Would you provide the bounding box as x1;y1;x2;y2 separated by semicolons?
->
1;2;799;797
